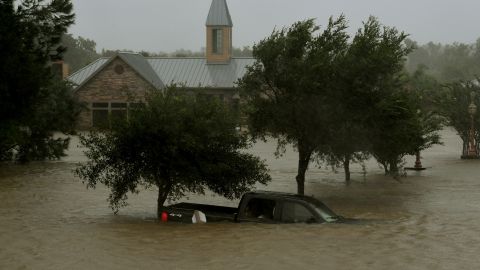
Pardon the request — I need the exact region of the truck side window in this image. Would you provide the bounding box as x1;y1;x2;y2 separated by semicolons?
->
281;202;315;223
245;198;276;220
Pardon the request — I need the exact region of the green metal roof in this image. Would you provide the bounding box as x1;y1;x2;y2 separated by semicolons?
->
119;52;165;89
67;55;255;90
68;52;165;91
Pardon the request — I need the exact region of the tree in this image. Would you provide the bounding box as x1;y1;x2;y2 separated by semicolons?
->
406;38;480;83
367;65;444;175
16;80;82;162
369;86;443;175
0;0;77;162
61;34;100;73
239;17;349;194
321;17;412;181
437;80;480;157
75;86;271;218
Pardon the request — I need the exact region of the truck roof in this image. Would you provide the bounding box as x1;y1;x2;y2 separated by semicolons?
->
246;190;318;202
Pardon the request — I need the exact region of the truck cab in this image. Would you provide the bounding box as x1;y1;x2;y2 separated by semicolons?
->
236;191;341;224
162;191;342;224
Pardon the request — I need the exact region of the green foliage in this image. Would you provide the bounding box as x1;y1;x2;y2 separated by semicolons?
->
61;34;100;73
321;17;412;180
75;86;271;217
1;80;81;162
0;0;77;163
437;80;480;156
240;16;444;186
239;17;349;193
369;86;443;174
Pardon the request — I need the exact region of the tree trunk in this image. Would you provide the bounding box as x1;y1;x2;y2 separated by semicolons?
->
296;144;312;195
343;154;351;183
157;181;172;219
389;161;399;176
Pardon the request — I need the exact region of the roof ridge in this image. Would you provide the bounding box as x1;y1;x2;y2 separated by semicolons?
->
117;53;165;89
117;51;142;55
146;57;207;60
145;57;254;60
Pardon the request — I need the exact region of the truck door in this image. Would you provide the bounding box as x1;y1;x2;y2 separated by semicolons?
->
239;197;279;223
279;200;319;223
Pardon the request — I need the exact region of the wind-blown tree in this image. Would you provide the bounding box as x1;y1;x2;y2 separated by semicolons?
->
239;17;349;194
437;80;480;157
324;18;443;178
369;87;443;175
75;87;271;218
0;0;77;162
321;17;412;181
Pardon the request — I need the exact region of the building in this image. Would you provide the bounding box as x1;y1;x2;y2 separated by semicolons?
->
67;0;254;129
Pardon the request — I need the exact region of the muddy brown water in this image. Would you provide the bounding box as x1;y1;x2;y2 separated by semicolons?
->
1;128;480;269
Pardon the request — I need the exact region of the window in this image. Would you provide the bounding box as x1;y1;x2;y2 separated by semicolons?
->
91;102;137;129
92;103;109;128
110;103;127;125
281;202;316;223
212;29;223;54
244;198;276;220
129;102;145;110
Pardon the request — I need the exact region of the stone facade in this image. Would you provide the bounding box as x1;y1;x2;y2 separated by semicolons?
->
72;0;243;130
75;57;154;130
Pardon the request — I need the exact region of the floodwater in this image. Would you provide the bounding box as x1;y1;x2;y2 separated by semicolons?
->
1;128;480;270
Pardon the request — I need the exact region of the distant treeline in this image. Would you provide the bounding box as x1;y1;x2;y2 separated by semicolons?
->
62;34;480;83
405;38;480;82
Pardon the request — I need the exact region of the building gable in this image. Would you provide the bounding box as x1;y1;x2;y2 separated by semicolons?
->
76;57;155;103
69;52;164;92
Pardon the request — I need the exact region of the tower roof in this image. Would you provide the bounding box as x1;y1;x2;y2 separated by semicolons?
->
206;0;233;27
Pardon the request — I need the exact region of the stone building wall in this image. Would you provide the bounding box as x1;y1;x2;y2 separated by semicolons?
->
74;58;154;130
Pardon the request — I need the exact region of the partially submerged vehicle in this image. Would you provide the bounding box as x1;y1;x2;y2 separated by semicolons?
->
161;191;345;224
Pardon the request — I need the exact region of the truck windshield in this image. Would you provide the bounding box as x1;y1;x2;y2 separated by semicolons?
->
307;200;339;222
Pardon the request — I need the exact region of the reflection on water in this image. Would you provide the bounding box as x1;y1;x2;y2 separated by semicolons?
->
1;128;480;269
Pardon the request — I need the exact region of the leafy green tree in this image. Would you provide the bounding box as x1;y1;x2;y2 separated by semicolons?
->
239;17;349;194
367;65;443;175
0;0;77;162
16;80;82;162
369;87;442;175
437;80;480;157
75;87;271;218
322;17;412;181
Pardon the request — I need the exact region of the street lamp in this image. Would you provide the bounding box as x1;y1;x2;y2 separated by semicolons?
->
406;109;426;171
465;91;478;159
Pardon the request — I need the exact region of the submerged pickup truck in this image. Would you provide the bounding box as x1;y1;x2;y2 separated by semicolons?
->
161;191;344;224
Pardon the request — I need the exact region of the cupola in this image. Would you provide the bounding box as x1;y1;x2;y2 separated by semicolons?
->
206;0;233;64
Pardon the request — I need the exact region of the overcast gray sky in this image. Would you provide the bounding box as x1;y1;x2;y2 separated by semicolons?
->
69;0;480;53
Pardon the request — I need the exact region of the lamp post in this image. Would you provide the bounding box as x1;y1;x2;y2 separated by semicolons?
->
406;109;426;171
465;91;478;159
